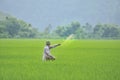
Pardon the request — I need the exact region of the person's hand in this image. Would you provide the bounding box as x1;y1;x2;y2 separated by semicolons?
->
57;44;61;46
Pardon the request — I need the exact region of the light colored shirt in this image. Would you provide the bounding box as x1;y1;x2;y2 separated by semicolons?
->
44;46;50;55
42;45;56;61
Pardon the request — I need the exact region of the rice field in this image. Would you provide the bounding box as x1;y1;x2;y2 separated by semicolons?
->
0;39;120;80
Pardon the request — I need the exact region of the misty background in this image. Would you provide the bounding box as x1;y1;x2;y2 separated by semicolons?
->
0;0;120;31
0;0;120;39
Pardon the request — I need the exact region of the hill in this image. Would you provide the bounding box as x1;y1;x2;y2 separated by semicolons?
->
0;11;12;21
0;11;38;38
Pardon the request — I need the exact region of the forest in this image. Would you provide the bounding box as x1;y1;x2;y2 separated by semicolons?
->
0;12;120;39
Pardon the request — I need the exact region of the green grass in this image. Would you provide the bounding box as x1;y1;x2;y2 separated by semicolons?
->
0;39;120;80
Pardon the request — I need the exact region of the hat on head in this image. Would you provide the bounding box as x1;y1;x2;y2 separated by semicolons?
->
46;41;51;45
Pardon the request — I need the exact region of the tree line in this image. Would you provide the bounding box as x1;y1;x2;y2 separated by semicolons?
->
54;22;120;39
0;17;38;38
0;16;120;39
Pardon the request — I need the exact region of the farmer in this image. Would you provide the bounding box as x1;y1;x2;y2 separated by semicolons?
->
42;41;61;61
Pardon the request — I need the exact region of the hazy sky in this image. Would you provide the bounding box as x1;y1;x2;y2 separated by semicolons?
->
0;0;120;31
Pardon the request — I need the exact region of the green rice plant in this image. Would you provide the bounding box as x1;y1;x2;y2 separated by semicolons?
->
0;39;120;80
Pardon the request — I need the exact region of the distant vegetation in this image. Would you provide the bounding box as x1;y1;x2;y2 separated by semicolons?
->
0;12;120;39
54;22;120;39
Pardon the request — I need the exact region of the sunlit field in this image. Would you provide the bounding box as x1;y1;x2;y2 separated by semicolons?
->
0;39;120;80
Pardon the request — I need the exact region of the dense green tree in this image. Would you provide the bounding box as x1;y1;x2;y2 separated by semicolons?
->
93;24;104;39
101;24;120;39
0;16;38;38
55;26;66;37
75;28;85;39
5;17;20;38
55;21;80;38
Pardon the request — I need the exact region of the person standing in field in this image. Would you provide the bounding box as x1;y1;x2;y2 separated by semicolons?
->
42;41;61;61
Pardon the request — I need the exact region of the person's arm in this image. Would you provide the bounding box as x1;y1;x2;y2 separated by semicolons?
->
49;44;61;49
